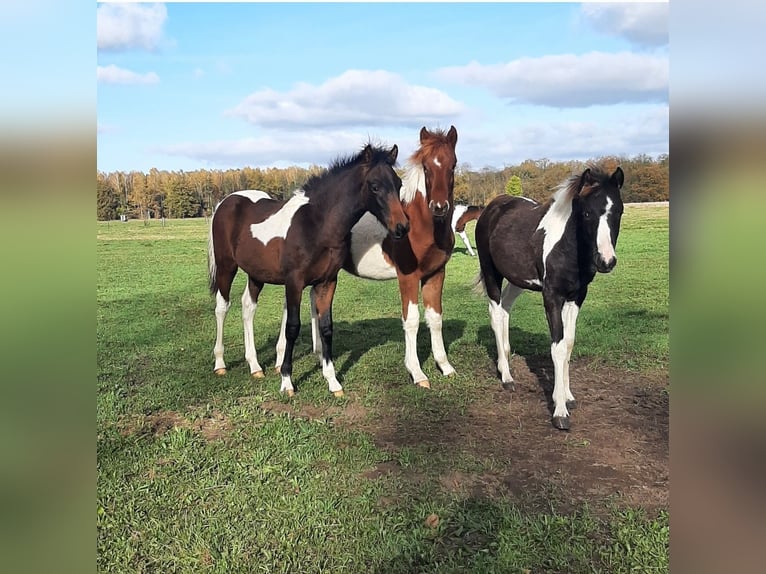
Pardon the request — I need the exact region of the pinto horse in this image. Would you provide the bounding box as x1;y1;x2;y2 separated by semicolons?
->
451;204;483;256
208;144;408;397
474;165;624;430
275;126;459;388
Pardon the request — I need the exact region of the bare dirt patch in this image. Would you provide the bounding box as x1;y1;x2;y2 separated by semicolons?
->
119;409;233;443
358;357;669;514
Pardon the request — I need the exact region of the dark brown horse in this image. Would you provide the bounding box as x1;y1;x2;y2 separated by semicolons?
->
208;143;409;397
475;165;624;430
275;126;459;388
451;204;483;256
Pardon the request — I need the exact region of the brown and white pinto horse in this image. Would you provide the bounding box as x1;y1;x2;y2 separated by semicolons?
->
275;126;459;388
208;144;408;397
451;204;483;256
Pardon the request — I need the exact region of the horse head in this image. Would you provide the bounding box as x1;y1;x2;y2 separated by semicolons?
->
361;144;410;240
417;126;458;219
576;166;625;273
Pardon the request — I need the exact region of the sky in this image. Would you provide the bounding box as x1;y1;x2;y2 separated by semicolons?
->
96;2;669;173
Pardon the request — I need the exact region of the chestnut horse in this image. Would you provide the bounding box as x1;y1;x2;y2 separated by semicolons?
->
451;204;483;256
208;144;409;397
275;126;459;388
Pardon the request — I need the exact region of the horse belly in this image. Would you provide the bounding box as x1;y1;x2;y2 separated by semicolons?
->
348;213;397;280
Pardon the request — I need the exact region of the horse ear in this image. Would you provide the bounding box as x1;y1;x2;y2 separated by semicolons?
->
447;125;458;147
388;144;398;164
579;168;595;191
362;143;373;164
611;167;624;189
419;127;429;143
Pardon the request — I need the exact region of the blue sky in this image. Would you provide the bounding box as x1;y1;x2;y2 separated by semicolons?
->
97;2;669;173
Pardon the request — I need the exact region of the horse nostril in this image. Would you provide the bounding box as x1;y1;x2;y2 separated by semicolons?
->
394;223;409;239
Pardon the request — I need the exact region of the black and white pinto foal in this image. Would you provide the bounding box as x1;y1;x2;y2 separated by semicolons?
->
475;165;624;430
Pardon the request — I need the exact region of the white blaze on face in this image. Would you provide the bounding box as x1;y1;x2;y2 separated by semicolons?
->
249;191;310;245
433;157;442;168
537;186;573;278
596;196;616;264
349;212;397;280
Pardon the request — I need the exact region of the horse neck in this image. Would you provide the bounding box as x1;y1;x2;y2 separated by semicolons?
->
311;170;367;235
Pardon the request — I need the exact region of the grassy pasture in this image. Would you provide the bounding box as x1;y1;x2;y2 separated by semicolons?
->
97;205;668;573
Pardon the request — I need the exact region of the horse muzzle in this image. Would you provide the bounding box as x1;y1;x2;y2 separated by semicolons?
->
392;221;410;240
596;256;617;273
429;200;450;219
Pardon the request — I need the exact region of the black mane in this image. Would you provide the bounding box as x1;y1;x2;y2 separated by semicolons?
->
303;144;396;194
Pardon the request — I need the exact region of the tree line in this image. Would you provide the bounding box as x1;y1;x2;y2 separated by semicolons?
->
97;154;668;221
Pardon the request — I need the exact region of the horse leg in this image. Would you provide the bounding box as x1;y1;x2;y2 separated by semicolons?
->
459;230;475;256
562;300;581;409
241;277;265;378
212;265;236;375
279;280;303;396
398;277;429;387
422;269;456;378
312;280;343;397
497;282;523;390
310;286;322;357
274;302;287;373
543;291;570;430
481;264;514;388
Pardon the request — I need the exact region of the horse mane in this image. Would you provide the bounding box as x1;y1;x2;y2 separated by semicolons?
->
546;163;615;207
400;128;456;205
302;143;396;196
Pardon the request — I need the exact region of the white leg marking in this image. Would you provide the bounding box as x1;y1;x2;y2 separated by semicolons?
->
213;291;231;372
310;288;321;357
551;340;569;418
424;307;455;376
488;300;512;384
402;302;427;384
322;359;343;394
596;197;616;266
280;374;294;395
241;283;263;375
275;302;287;369
500;282;523;368
562;301;580;402
458;230;475;256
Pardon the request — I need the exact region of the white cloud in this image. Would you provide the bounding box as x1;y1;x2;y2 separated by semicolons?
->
458;106;669;168
155;131;396;168
97;65;159;85
97;3;167;52
581;3;668;48
436;52;667;107
226;70;464;129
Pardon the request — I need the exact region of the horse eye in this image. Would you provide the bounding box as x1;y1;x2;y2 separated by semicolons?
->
370;183;379;192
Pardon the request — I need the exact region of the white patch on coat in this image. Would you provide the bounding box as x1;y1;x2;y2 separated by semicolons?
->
233;189;271;203
451;204;468;231
349;212;397;280
525;278;542;288
249;191;309;245
536;184;573;278
400;164;425;204
596;196;616;264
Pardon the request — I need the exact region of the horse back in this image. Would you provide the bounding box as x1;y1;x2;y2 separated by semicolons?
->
477;195;544;286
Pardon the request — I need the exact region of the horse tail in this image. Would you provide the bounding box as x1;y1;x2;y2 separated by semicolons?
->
207;207;218;296
472;270;486;296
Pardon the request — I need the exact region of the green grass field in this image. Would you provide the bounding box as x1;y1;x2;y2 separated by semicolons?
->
97;205;668;573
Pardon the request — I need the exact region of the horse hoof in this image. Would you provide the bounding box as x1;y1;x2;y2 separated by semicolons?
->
552;416;571;431
252;370;264;379
285;389;295;397
502;381;516;392
214;368;227;376
416;380;431;389
333;390;344;398
566;400;577;410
